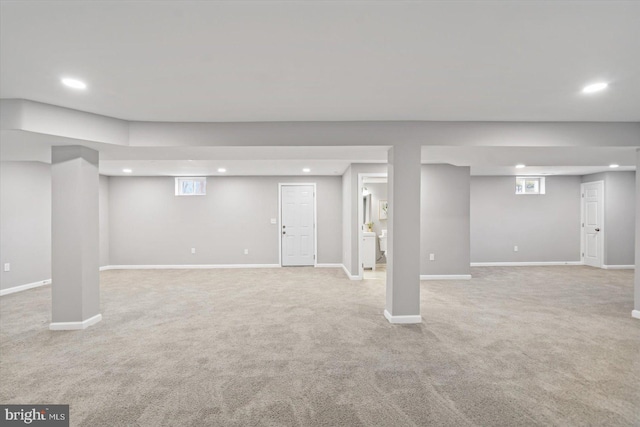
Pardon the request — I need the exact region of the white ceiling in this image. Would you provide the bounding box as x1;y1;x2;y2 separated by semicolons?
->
1;1;639;122
0;2;637;176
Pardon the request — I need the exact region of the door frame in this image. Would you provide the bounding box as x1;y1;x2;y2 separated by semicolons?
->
278;183;317;267
357;173;388;279
580;180;605;268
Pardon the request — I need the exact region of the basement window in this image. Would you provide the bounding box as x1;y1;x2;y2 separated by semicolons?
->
516;177;545;195
175;177;206;196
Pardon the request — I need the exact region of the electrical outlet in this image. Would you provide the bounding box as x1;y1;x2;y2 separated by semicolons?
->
429;253;435;261
191;248;196;254
244;249;249;255
514;246;518;252
270;218;277;224
3;263;9;272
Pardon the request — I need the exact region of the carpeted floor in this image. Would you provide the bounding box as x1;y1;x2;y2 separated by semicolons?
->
363;263;386;280
1;266;638;426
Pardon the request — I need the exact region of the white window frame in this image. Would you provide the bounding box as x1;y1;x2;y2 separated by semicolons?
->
516;176;545;195
175;177;207;196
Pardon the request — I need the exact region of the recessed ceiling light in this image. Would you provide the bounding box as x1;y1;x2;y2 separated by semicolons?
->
582;82;608;94
61;78;87;90
609;164;620;168
217;168;227;173
515;164;526;169
122;168;132;173
302;168;311;173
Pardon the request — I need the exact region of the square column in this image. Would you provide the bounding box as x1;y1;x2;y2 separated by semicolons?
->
385;144;422;324
50;146;101;330
634;148;640;320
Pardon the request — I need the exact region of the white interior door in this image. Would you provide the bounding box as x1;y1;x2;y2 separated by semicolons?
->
582;181;604;268
281;185;315;266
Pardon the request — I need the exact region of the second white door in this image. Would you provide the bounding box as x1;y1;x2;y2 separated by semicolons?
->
281;185;315;266
582;181;604;268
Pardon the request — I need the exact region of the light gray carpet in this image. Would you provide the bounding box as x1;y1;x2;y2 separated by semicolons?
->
1;266;639;426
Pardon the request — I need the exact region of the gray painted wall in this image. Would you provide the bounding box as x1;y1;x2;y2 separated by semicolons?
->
581;171;635;266
109;176;342;265
99;175;110;267
0;161;119;291
346;163;471;276
421;165;470;275
0;162;51;290
471;176;581;263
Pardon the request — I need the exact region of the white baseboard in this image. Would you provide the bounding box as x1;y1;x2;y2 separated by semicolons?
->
470;261;582;267
420;274;472;280
103;264;281;270
384;309;421;324
50;313;102;331
632;310;640;320
0;279;51;296
603;265;635;270
341;264;361;280
316;263;343;268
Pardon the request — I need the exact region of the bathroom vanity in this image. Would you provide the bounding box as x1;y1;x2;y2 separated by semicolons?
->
362;231;376;270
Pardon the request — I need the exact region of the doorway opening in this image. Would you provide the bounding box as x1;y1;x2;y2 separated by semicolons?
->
358;173;388;280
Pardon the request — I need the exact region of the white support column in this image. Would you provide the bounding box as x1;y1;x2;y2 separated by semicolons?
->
385;143;422;324
633;148;640;320
50;146;102;330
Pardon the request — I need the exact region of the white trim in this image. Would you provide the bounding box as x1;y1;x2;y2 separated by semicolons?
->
315;263;343;268
278;183;318;267
99;265;115;271
384;309;422;324
602;265;635;270
104;264;281;270
0;279;51;296
342;264;360;280
420;274;472;280
632;310;640;320
470;262;582;267
50;313;102;331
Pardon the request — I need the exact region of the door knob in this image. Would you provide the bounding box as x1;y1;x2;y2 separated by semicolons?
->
595;228;600;232
282;231;286;235
282;225;286;229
